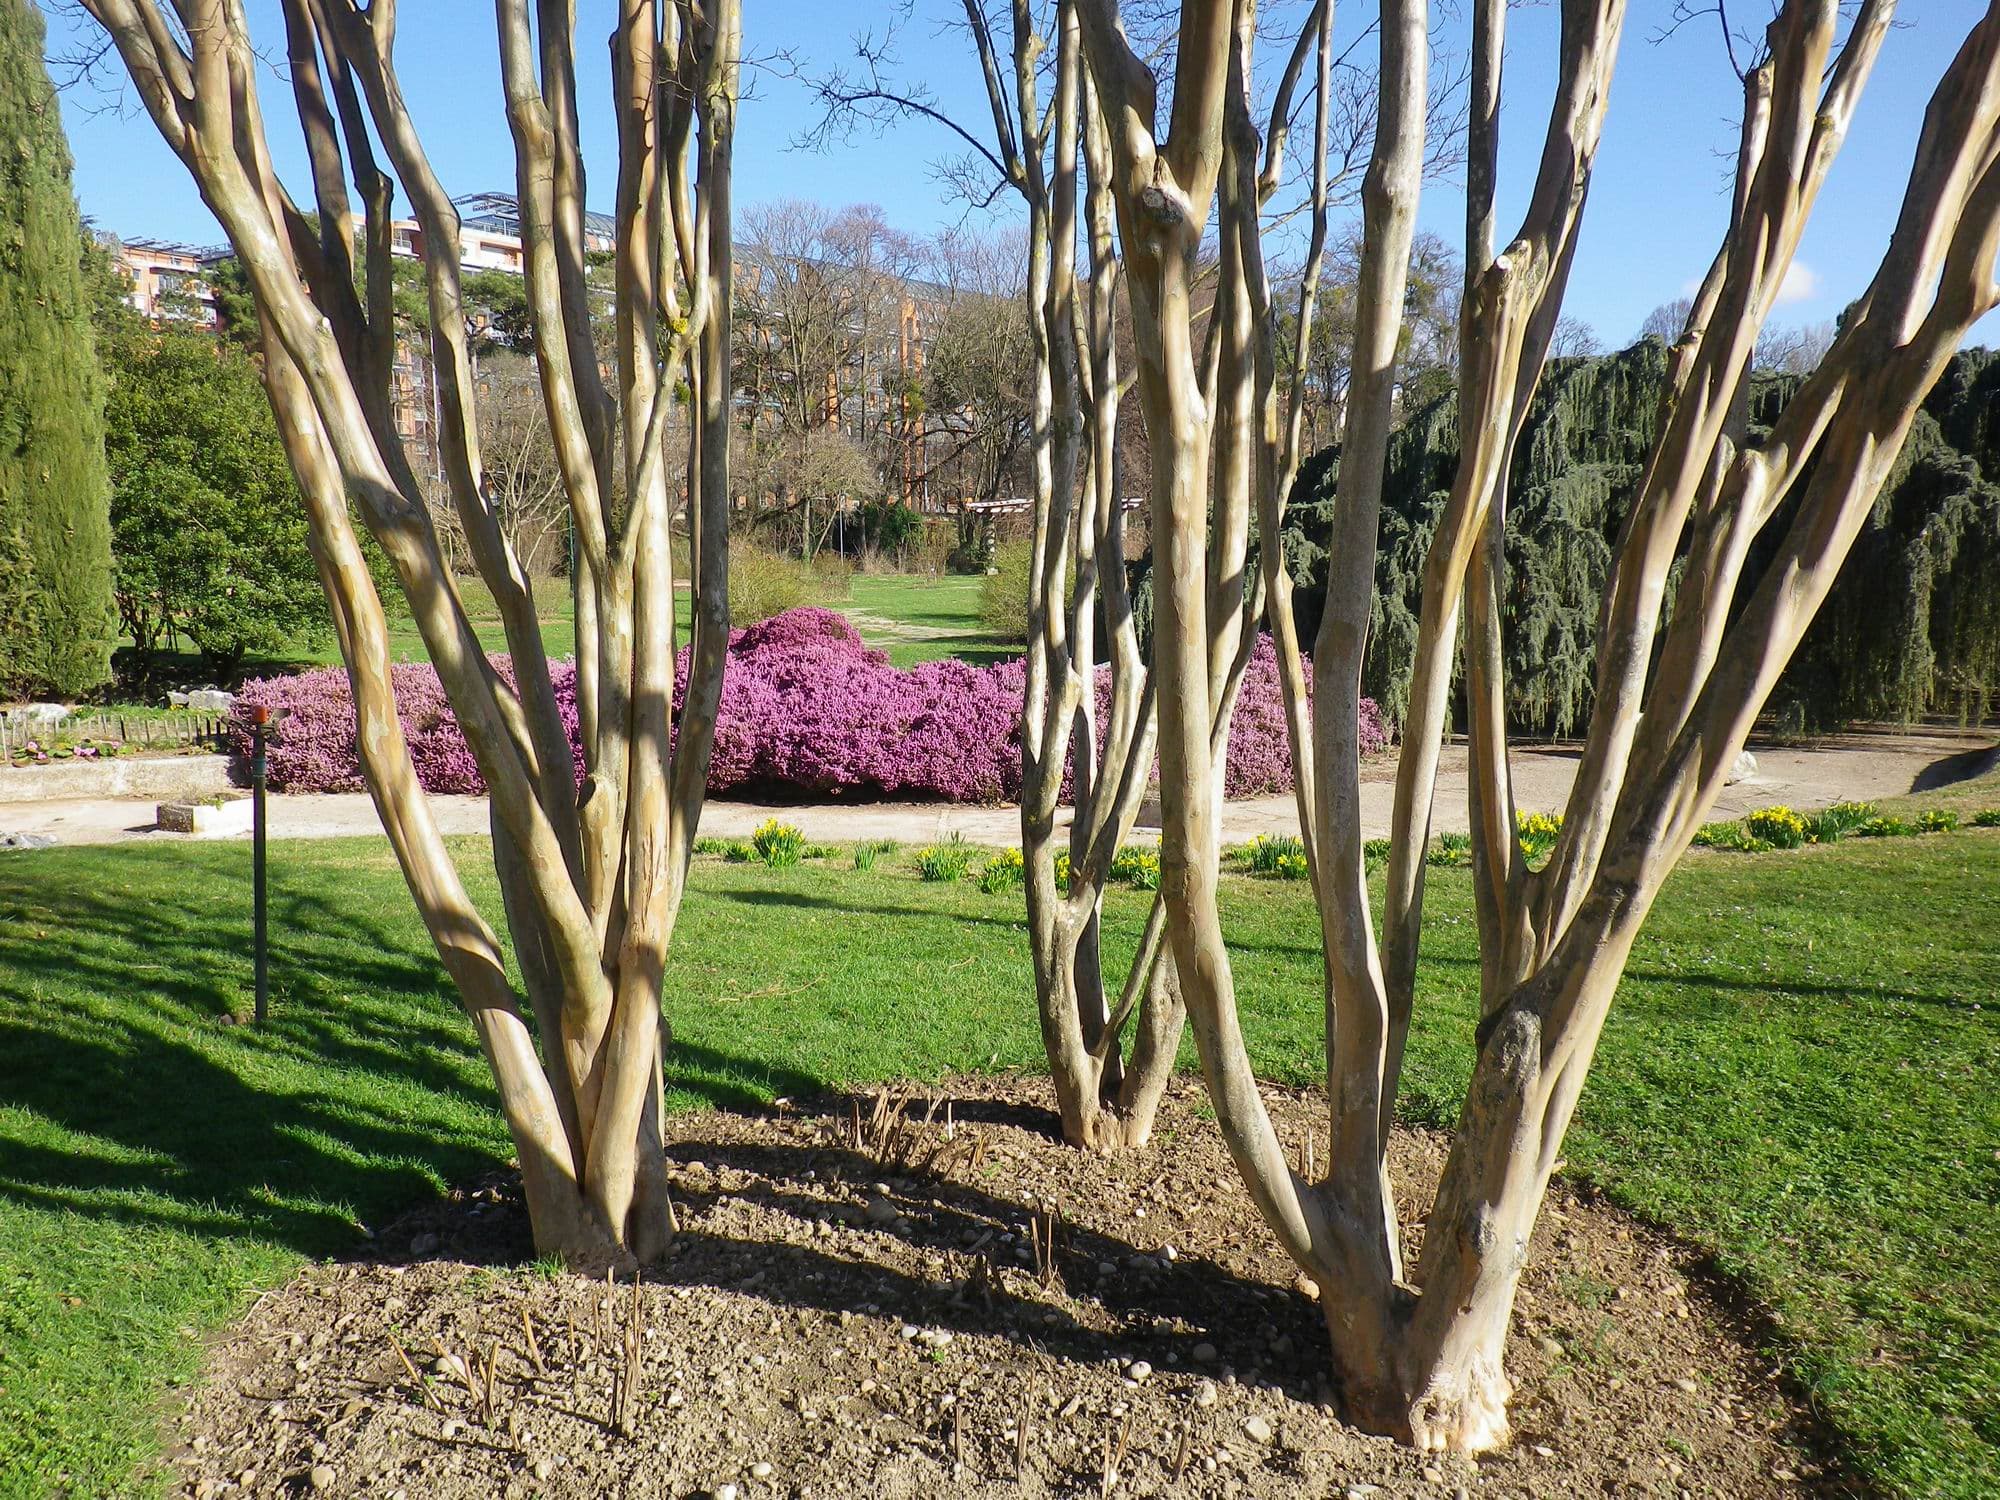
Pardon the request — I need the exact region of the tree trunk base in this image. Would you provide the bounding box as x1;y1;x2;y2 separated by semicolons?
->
518;1155;675;1277
1322;1307;1514;1455
1405;1357;1512;1454
1059;1105;1154;1153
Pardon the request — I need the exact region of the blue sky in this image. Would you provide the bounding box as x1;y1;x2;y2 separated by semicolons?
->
42;1;1999;347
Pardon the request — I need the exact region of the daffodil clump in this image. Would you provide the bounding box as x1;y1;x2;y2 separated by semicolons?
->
978;846;1025;893
1744;806;1809;850
1515;809;1564;867
1240;833;1309;878
751;817;806;867
914;834;972;883
1110;845;1162;891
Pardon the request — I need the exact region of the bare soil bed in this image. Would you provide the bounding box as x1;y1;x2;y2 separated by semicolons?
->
161;1078;1840;1499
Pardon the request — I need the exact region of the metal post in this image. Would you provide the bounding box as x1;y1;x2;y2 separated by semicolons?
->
251;704;270;1023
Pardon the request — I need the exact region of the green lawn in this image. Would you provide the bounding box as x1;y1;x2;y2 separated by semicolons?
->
396;570;1010;671
0;826;1995;1496
841;571;1014;667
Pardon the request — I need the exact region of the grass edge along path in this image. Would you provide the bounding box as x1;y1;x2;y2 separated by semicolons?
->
0;824;1994;1496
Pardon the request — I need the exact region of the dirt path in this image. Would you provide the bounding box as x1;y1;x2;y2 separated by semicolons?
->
843;608;968;643
2;728;1990;851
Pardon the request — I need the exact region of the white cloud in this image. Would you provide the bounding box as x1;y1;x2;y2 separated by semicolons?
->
1776;260;1820;306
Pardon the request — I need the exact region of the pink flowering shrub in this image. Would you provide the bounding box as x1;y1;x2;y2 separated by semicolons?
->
234;608;1386;802
684;609;1025;801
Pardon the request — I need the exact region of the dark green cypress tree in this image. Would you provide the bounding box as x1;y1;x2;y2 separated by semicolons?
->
0;0;115;697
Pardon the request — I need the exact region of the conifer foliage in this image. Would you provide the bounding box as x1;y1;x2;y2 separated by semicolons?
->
0;0;115;697
1284;340;2000;733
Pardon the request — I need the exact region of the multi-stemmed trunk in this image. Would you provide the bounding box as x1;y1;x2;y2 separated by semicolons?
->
1080;0;2000;1450
891;0;1191;1150
82;0;743;1265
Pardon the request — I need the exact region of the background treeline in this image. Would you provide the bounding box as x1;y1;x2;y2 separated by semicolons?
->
1274;339;2000;735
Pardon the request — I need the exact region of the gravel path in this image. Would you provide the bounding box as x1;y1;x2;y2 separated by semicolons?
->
1;728;1991;850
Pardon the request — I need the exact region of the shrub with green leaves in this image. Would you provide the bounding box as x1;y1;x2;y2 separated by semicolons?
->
1916;808;1960;834
1364;838;1392;873
728;544;846;625
1744;806;1809;850
852;839;897;871
1973;808;2000;828
751;818;805;867
103;322;336;677
978;847;1024;894
976;539;1033;643
914;835;972;883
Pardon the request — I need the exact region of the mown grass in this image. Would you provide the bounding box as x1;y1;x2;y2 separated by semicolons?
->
842;571;1012;667
369;570;1006;671
0;827;1994;1495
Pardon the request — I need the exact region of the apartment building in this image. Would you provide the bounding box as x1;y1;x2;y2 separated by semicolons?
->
388;191;618;275
104;235;226;328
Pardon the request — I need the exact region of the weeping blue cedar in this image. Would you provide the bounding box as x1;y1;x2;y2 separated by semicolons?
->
1272;340;2000;735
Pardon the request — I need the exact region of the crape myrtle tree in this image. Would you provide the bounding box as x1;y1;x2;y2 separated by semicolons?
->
807;0;1186;1148
810;0;1368;1149
78;0;742;1267
1082;0;2000;1453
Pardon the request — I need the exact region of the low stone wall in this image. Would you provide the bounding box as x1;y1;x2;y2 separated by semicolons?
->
0;753;237;804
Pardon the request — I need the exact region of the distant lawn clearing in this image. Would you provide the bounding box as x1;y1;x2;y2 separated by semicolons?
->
0;829;1994;1495
106;567;1016;705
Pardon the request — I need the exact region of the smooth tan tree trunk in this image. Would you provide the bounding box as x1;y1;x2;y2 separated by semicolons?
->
82;0;744;1265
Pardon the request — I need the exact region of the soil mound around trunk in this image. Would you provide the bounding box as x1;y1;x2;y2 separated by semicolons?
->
162;1078;1839;1498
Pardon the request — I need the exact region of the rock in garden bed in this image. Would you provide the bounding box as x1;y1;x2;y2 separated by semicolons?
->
161;1078;1835;1498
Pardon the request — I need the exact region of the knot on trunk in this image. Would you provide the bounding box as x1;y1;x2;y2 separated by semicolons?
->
1138;183;1184;226
1461;1202;1499;1259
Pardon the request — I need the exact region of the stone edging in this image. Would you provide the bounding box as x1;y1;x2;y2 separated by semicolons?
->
0;753;238;804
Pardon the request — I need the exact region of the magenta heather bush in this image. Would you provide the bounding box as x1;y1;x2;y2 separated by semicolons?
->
234;608;1385;802
685;608;1025;801
231;658;584;796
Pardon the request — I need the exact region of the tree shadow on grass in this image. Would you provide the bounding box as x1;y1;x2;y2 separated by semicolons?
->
0;852;911;1263
709;885;1027;931
1909;741;2000;792
0;853;513;1258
